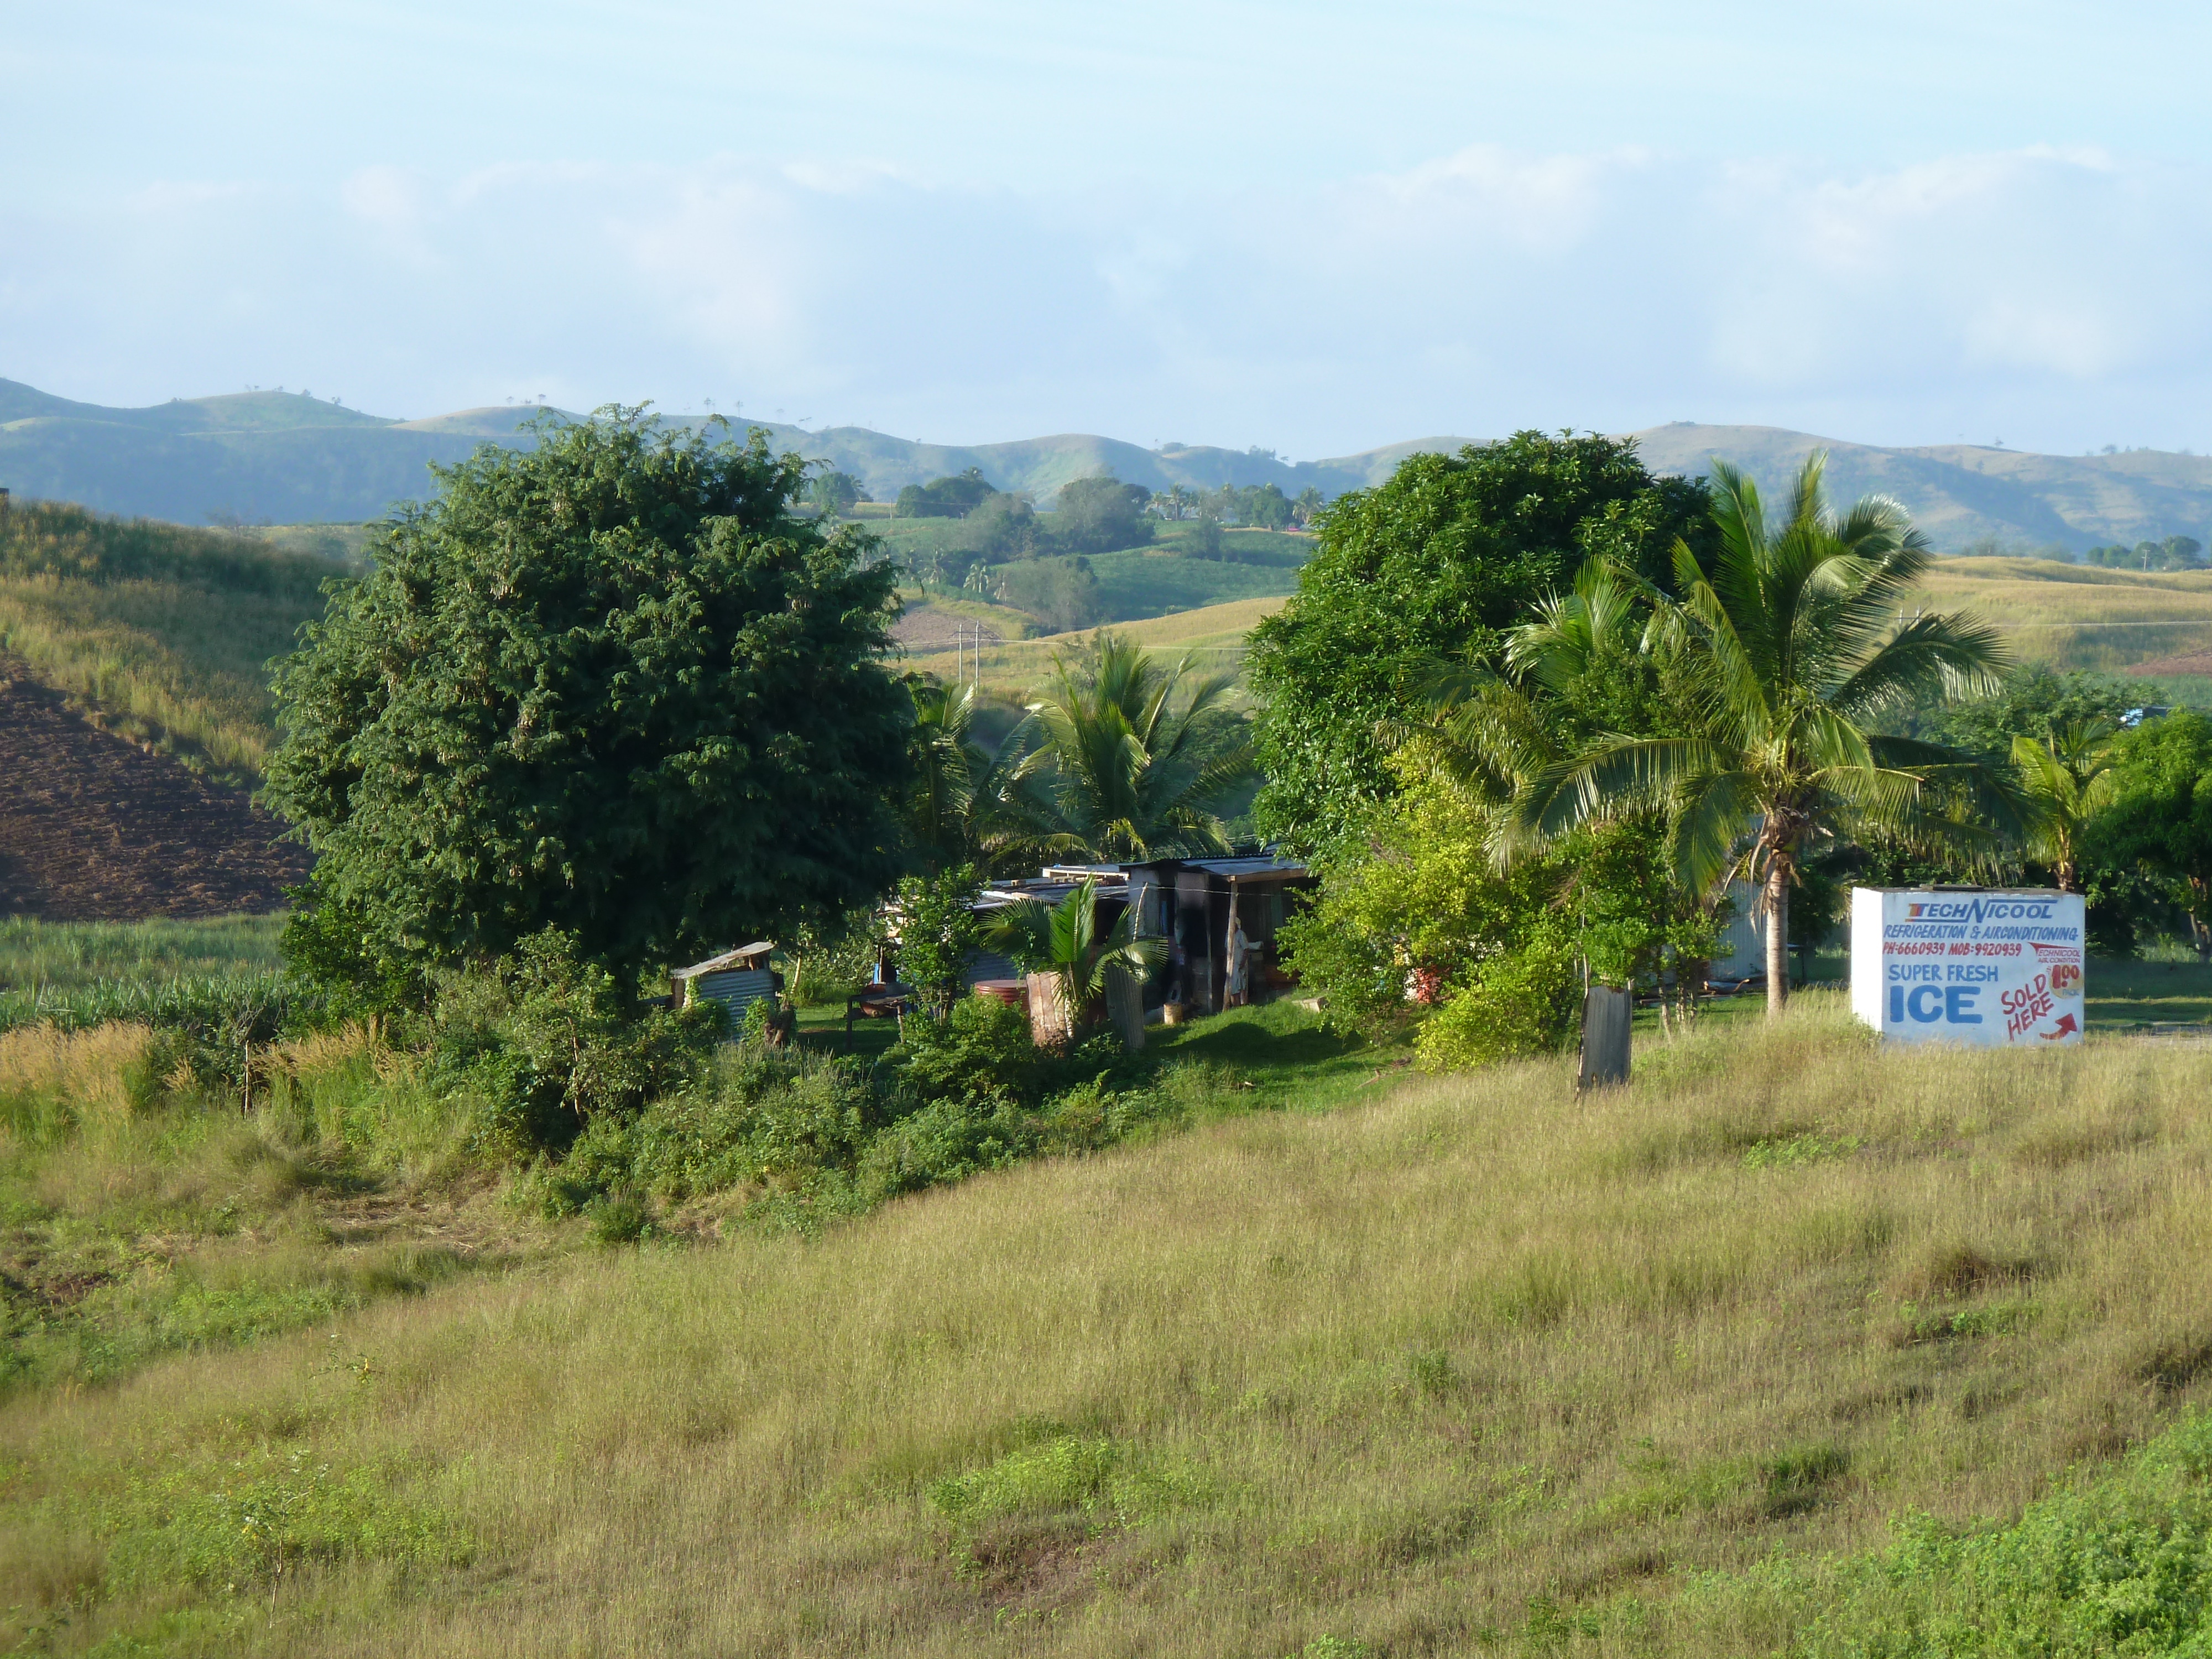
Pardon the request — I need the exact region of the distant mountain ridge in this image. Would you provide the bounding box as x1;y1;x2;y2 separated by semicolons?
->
3;378;2208;552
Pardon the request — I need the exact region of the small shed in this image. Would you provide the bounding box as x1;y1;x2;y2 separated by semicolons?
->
671;942;778;1024
1711;878;1765;982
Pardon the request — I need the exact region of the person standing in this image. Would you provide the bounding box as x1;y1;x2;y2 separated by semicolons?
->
1224;907;1253;1008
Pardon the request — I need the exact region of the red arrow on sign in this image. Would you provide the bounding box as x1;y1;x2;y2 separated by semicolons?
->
2039;1013;2080;1040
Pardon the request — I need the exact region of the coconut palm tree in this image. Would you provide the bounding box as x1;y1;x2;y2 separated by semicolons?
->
898;679;1077;877
2012;718;2118;892
1020;633;1254;860
1518;454;2015;1015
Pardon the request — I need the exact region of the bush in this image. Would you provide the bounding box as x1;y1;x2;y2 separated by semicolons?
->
1415;948;1582;1070
432;930;722;1158
994;555;1103;632
878;993;1044;1110
519;986;1198;1230
855;1094;1041;1201
534;1044;885;1216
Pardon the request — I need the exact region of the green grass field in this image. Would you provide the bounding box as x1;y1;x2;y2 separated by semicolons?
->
0;915;284;994
1084;545;1306;618
6;997;2212;1653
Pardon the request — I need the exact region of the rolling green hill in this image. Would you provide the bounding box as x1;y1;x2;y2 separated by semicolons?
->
1632;423;2212;556
15;377;2208;554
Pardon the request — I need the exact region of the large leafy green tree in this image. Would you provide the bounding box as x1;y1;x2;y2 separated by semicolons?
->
2093;712;2212;959
1521;455;2012;1015
267;410;912;993
1052;476;1154;553
1246;431;1713;850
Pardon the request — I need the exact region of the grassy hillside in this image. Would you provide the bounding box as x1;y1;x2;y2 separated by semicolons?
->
903;596;1286;692
1632;423;2212;554
1904;555;2212;694
0;500;335;779
4;1000;2211;1653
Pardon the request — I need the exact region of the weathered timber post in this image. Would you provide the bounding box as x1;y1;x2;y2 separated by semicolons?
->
1577;986;1632;1091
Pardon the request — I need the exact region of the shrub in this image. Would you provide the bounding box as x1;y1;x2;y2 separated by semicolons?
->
855;1094;1041;1202
1415;948;1581;1070
432;930;722;1157
533;1042;881;1212
877;993;1045;1112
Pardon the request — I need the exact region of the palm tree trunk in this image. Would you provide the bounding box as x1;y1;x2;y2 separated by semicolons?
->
1765;854;1792;1017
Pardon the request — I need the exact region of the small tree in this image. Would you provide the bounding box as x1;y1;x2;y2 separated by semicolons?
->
2093;712;2212;959
2012;719;2118;892
984;880;1164;1043
807;469;864;515
893;865;985;1018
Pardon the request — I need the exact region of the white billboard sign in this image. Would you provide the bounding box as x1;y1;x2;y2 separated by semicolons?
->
1850;887;2085;1046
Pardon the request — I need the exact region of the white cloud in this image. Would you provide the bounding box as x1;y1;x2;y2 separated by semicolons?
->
8;143;2212;455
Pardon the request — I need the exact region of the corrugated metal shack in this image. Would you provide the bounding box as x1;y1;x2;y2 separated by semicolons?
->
960;869;1134;988
1126;854;1312;1014
671;942;779;1024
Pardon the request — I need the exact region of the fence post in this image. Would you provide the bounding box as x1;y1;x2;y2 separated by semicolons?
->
1577;986;1631;1091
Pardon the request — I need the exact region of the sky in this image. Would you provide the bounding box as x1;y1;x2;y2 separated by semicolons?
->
4;2;2210;459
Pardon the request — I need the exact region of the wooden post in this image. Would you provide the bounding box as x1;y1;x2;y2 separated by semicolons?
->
1104;967;1145;1051
1026;971;1076;1047
1577;986;1631;1091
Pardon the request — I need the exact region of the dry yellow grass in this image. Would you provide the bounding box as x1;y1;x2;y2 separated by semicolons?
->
1910;556;2212;673
904;555;2212;700
6;998;2212;1654
0;1022;149;1147
902;597;1287;696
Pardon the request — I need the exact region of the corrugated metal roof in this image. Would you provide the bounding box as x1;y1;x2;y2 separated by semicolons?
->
672;942;775;979
971;877;1130;913
1182;856;1308;879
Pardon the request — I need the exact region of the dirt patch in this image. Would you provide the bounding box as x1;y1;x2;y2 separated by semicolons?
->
2121;649;2212;678
0;655;309;920
893;599;1020;654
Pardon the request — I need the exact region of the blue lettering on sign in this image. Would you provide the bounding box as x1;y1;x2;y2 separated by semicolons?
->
1889;985;1903;1022
1907;985;1945;1022
1945;985;1983;1024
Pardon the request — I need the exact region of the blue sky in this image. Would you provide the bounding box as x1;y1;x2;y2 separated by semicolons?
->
5;2;2209;457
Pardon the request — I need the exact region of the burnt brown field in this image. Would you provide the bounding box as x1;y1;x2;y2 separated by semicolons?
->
0;655;307;920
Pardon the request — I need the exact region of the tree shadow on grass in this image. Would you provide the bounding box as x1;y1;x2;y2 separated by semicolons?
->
1156;1011;1362;1076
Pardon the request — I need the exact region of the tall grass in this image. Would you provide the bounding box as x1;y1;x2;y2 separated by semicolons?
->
0;499;338;778
4;997;2211;1653
0;915;284;993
